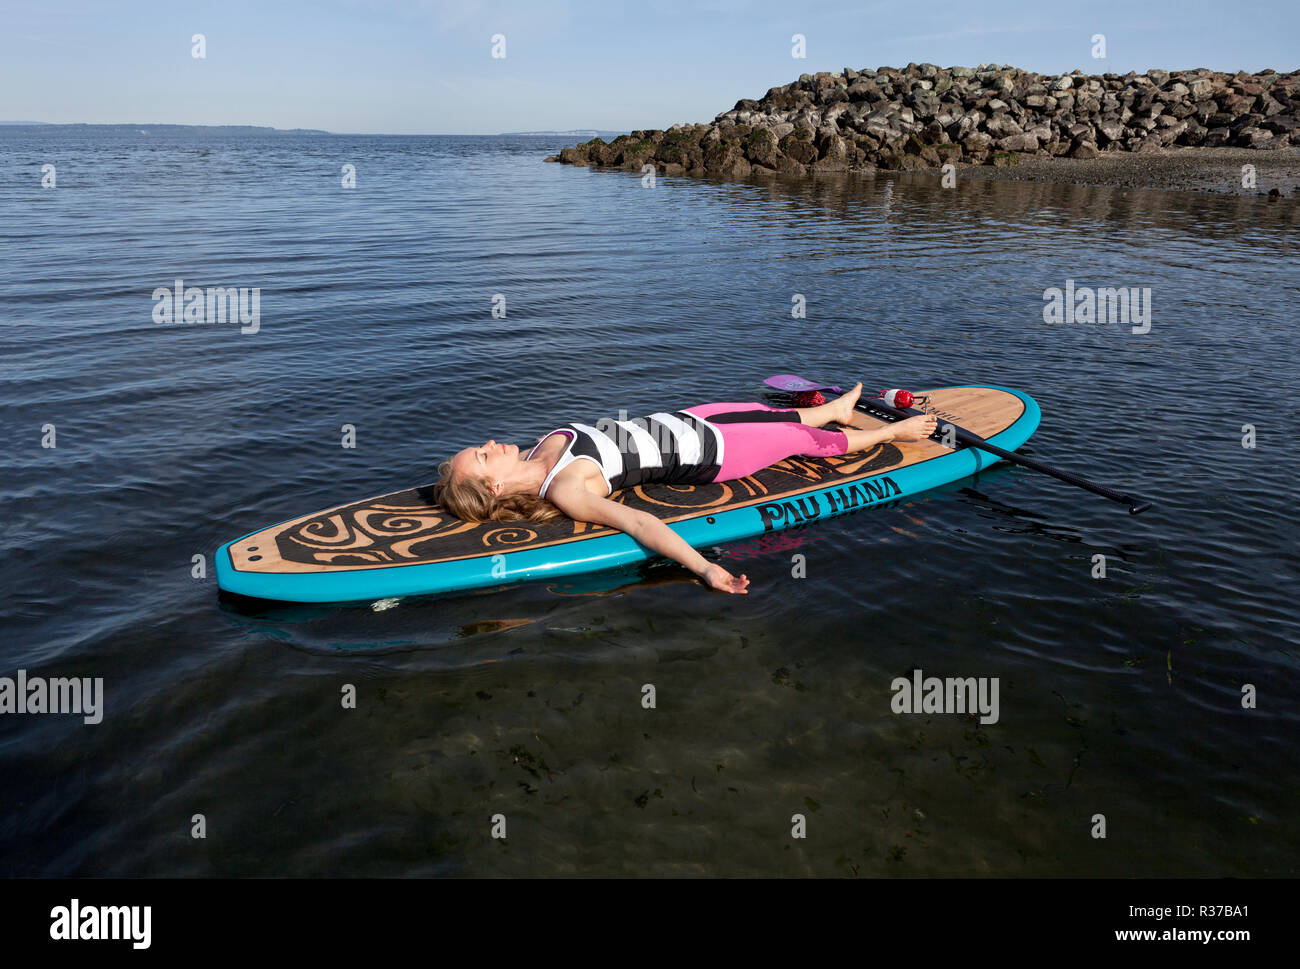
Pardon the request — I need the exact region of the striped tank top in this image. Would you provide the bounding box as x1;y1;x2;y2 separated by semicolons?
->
528;410;725;498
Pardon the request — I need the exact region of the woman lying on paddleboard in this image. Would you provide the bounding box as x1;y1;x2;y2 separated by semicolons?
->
434;382;938;594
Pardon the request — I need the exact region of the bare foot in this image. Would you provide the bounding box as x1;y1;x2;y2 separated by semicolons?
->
890;413;939;441
832;382;863;425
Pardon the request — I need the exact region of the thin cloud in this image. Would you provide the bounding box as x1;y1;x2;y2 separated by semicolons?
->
890;24;1062;44
4;32;99;52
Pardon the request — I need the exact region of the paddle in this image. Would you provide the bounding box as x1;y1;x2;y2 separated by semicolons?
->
765;374;1153;515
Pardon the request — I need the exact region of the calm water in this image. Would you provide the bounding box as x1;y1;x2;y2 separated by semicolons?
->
1;130;1297;876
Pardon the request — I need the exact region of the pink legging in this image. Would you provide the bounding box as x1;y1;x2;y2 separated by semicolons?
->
683;402;848;481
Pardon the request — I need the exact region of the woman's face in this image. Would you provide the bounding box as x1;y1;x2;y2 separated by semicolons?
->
451;439;520;492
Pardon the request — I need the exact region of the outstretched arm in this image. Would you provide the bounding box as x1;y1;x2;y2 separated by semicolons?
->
546;478;749;594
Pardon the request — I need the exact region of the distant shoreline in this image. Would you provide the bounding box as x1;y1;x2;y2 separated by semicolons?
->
500;130;628;138
1;123;629;139
0;122;331;135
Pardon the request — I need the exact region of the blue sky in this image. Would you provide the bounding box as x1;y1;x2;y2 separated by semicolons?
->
2;0;1295;133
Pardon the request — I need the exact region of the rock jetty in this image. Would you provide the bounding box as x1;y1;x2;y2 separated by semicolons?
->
547;64;1299;178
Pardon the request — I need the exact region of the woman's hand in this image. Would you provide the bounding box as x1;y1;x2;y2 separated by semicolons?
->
889;413;939;442
546;479;752;594
700;563;749;594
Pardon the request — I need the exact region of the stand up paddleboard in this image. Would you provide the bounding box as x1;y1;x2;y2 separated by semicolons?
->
215;385;1039;603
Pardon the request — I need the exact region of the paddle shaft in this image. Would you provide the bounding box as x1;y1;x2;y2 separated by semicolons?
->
850;394;1152;515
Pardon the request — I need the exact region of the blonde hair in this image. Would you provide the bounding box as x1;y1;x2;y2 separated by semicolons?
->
434;458;565;524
